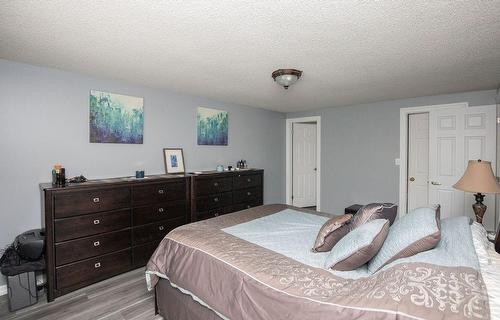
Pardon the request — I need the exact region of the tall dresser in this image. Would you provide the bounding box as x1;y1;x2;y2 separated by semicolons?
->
191;169;263;221
41;175;189;302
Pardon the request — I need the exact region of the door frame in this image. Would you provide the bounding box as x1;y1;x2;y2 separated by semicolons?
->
286;116;321;210
398;102;468;216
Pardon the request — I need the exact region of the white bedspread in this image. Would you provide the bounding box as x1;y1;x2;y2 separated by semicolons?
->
472;224;500;320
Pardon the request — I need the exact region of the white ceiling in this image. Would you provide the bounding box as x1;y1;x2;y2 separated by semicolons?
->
1;1;499;113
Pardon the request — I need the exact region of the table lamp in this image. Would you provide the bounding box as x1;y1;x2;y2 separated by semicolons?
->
453;159;500;224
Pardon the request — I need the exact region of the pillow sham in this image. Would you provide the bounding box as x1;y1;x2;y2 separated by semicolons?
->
367;205;441;273
312;214;353;252
324;219;390;271
349;203;398;230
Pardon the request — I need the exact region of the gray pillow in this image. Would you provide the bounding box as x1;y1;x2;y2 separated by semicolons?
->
324;219;390;271
367;205;441;273
312;214;353;252
350;203;398;230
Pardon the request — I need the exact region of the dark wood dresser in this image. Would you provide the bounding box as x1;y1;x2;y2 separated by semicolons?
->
191;169;263;221
40;175;189;301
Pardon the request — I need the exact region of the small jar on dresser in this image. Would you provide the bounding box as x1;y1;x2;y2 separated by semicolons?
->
40;174;190;302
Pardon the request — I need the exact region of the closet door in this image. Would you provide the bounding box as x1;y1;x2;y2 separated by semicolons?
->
429;105;496;230
407;113;430;211
462;106;497;230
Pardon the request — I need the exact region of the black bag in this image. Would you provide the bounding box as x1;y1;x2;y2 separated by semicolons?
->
0;245;45;276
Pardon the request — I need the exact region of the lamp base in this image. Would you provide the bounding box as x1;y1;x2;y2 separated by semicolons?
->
473;193;487;224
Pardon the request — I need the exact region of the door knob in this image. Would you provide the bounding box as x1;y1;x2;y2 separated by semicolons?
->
430;181;441;185
409;177;415;182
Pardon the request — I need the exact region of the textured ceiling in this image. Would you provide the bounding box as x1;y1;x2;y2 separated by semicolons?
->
1;1;499;112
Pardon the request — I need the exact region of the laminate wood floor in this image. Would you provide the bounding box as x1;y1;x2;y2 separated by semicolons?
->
0;268;163;320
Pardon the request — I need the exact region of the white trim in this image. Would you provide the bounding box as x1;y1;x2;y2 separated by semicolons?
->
399;102;468;216
285;116;321;210
0;284;6;296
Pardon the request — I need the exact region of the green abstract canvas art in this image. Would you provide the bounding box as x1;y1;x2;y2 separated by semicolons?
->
197;107;228;145
90;90;144;144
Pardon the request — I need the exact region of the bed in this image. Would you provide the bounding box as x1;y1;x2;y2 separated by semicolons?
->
145;204;498;320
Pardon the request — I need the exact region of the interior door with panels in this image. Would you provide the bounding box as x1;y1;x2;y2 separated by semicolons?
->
292;123;317;207
429;107;466;222
429;105;496;230
462;106;497;230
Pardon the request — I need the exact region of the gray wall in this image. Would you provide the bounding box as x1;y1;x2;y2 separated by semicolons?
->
287;90;499;225
0;59;285;287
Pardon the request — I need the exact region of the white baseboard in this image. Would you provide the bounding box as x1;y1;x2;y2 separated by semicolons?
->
0;284;7;296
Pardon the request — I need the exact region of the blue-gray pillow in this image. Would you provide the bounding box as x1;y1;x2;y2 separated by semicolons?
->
367;205;441;273
324;219;390;271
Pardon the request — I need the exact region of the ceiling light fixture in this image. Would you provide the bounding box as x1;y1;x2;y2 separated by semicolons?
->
272;69;302;89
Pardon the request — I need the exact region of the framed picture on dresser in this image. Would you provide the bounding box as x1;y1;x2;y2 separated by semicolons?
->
163;148;185;174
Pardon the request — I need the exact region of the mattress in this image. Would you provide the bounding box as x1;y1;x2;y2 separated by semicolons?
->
146;204;494;320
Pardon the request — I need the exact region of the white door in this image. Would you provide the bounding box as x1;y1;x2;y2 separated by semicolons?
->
463;106;497;230
428;105;497;230
292;123;317;207
407;113;429;211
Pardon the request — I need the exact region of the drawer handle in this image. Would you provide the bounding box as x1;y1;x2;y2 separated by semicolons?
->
93;219;100;225
247;191;252;196
158;207;165;213
158;189;165;195
94;262;101;268
93;241;100;247
93;197;100;203
214;197;219;202
247;178;251;182
214;213;219;217
214;182;219;187
159;225;164;231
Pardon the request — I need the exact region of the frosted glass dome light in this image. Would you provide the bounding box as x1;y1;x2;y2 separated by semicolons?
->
272;69;302;89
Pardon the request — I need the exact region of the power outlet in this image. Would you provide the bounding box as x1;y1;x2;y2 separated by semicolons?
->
394;158;400;166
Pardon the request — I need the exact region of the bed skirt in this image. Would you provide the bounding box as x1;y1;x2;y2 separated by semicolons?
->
156;278;223;320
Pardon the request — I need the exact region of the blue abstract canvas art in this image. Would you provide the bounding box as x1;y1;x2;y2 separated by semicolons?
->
197;107;228;145
90;90;144;144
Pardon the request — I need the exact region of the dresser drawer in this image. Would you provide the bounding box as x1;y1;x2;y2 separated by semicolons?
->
196;206;233;221
54;209;131;242
232;198;263;212
55;229;131;266
196;192;232;212
132;217;185;245
54;187;131;218
195;177;232;196
133;241;161;267
232;187;262;204
233;173;262;190
56;249;131;290
132;181;185;205
133;201;187;225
